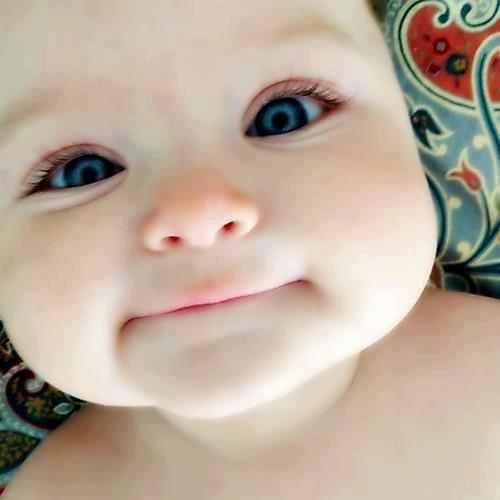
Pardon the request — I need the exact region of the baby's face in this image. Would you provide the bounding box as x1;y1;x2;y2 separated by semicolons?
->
0;0;436;418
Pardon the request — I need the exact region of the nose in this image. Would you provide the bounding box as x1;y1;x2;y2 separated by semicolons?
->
142;170;260;251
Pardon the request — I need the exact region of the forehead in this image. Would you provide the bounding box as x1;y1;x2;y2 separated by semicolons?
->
0;0;367;53
0;3;362;82
0;0;375;143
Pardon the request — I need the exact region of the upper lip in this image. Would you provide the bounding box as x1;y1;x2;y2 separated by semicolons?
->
165;289;266;314
129;279;302;320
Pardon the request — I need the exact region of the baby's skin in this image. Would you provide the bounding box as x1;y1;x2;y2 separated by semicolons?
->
0;0;498;498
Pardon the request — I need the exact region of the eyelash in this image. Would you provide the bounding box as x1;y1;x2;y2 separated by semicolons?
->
254;79;344;112
23;79;346;196
23;145;107;196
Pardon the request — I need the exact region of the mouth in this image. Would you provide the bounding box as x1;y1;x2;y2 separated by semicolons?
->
128;279;305;323
160;281;302;316
168;292;266;314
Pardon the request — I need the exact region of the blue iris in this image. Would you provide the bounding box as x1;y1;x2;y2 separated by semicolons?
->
252;97;308;137
52;155;122;189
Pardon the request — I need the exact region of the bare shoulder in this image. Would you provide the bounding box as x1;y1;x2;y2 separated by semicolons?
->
2;404;132;500
364;286;500;378
339;287;500;497
381;287;500;413
401;286;500;374
359;287;500;491
367;286;500;370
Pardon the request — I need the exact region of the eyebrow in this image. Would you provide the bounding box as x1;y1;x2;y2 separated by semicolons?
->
0;77;118;135
0;13;346;149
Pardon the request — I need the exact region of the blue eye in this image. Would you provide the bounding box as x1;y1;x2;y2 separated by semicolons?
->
245;81;344;138
50;154;123;189
24;150;126;195
246;96;322;137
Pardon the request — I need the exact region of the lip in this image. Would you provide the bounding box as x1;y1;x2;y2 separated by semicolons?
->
166;291;267;314
129;279;303;321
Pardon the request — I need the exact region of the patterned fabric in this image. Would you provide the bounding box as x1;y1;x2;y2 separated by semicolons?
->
384;0;500;295
0;323;87;495
0;1;498;494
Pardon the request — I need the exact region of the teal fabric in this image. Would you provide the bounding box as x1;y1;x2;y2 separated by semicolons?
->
384;0;500;297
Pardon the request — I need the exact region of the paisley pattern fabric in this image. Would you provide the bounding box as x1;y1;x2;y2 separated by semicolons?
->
0;322;87;495
0;0;498;494
384;0;500;296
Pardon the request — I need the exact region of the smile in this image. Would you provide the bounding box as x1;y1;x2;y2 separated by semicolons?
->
155;281;301;317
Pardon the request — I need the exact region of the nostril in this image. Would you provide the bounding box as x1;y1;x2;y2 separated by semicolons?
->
162;221;240;248
167;236;182;245
222;221;237;233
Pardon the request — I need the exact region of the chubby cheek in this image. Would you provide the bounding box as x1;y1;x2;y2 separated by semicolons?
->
0;214;125;364
284;139;435;312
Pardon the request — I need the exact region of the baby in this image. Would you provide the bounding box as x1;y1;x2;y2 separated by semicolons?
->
0;0;499;499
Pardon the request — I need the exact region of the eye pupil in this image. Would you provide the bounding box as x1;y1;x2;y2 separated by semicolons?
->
65;155;107;186
83;165;99;183
272;112;289;130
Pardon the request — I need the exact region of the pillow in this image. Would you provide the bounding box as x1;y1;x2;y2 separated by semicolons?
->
384;0;500;298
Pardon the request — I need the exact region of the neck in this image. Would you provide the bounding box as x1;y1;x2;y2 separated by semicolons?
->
130;354;360;464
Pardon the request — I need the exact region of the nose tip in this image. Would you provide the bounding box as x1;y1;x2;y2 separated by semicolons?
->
142;181;260;251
